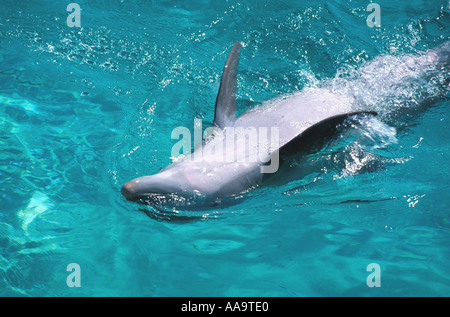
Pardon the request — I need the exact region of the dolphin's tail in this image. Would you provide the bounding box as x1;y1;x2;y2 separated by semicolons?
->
431;41;450;67
428;41;450;94
330;40;449;119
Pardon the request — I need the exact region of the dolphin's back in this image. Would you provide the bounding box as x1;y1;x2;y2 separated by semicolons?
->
234;88;356;147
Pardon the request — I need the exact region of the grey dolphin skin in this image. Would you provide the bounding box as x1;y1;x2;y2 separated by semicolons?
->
122;41;449;211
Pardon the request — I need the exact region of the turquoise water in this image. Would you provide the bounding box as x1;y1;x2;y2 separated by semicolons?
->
0;0;449;296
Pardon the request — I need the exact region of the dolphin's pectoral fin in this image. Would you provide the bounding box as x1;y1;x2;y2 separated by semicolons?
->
213;41;241;129
278;111;378;159
261;111;378;186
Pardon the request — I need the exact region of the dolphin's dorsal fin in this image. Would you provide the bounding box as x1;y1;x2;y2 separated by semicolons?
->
213;41;241;129
278;111;378;157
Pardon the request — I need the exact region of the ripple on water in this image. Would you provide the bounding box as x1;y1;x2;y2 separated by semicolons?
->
192;239;245;254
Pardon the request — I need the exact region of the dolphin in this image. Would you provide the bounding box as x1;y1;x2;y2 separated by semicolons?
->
121;41;449;212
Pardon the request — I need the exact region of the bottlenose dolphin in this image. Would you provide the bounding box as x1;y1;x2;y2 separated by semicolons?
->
122;41;449;212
